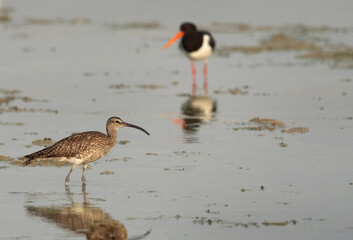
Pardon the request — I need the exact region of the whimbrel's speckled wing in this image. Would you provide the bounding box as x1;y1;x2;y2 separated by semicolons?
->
24;131;109;161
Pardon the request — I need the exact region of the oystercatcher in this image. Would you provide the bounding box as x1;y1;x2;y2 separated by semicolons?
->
163;22;216;94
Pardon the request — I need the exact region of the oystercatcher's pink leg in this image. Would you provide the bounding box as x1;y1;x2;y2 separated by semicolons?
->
191;62;197;95
203;62;208;95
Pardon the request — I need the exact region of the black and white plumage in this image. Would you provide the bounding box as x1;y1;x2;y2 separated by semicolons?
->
22;117;149;185
163;22;216;94
164;22;216;61
178;23;216;61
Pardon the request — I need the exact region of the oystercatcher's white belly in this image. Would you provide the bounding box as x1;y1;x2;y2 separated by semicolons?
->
187;35;213;61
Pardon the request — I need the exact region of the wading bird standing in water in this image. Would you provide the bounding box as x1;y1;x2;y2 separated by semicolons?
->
163;22;216;95
22;117;150;185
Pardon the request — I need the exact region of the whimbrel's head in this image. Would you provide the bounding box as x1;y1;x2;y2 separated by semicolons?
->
107;117;150;135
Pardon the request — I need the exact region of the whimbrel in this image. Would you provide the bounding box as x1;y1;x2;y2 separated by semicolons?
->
163;22;216;94
22;117;149;185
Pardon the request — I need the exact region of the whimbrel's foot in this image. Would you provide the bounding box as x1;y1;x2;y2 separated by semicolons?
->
65;176;70;186
81;175;86;183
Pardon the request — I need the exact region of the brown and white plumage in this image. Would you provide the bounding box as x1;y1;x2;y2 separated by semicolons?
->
22;117;150;185
23;132;114;166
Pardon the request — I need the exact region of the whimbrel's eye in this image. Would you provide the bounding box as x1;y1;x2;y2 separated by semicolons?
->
115;121;120;123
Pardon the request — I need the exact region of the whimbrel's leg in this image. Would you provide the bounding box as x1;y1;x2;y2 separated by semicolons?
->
82;184;88;204
203;62;208;95
191;61;197;95
81;163;88;184
65;164;78;185
65;185;74;203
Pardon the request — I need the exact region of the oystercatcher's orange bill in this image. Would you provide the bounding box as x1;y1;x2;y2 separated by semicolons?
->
163;31;184;50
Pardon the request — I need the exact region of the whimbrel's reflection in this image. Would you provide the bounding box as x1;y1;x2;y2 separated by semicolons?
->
175;94;217;142
25;186;150;240
25;185;115;234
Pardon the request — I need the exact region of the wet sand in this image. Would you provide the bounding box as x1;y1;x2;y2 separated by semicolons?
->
1;0;353;239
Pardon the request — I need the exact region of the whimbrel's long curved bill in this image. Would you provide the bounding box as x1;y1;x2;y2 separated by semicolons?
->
124;123;150;135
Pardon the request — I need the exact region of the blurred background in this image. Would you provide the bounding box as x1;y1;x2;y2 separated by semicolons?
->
1;0;353;239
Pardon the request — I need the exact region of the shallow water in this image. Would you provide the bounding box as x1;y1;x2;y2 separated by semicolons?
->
1;0;353;239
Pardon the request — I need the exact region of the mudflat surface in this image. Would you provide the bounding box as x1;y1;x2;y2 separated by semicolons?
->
1;0;353;239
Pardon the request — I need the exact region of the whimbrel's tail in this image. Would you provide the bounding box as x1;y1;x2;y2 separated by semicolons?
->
22;159;32;166
22;146;56;167
22;155;38;167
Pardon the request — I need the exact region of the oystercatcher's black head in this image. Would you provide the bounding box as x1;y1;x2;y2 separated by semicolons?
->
163;22;199;50
180;22;197;34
